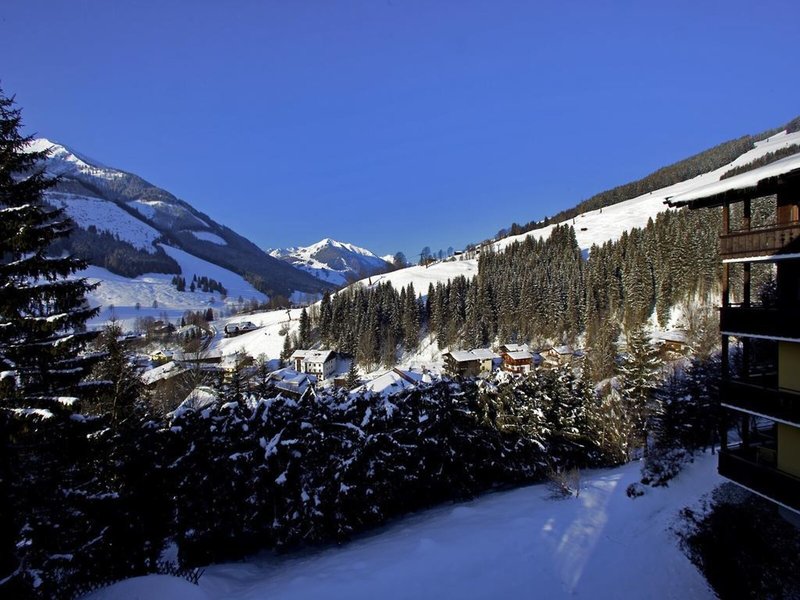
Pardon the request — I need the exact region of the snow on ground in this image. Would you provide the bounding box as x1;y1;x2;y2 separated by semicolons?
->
28;138;123;181
210;308;304;360
83;244;267;330
669;150;800;205
87;454;720;600
355;259;479;297
84;575;210;600
494;129;800;253
190;230;228;245
46;192;161;252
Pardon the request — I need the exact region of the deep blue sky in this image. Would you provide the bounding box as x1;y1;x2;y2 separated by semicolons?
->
2;1;798;258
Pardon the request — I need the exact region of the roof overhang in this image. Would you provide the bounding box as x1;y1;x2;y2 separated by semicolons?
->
665;163;800;210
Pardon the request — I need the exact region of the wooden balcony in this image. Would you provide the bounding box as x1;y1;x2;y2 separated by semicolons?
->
720;377;800;426
719;446;800;512
720;305;800;340
720;221;800;261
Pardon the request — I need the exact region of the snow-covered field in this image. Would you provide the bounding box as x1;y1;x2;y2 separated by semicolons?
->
86;453;721;600
357;259;479;296
83;244;267;330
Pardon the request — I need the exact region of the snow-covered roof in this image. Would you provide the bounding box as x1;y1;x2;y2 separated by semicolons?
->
268;367;316;395
447;348;500;362
447;350;479;363
141;360;187;385
501;343;530;353
504;350;533;361
225;321;256;330
650;330;688;344
354;370;418;397
667;152;800;208
469;348;501;361
303;350;335;364
180;386;220;410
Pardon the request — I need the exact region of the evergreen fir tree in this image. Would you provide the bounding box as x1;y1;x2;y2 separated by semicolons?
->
0;89;101;596
345;359;360;389
616;325;662;454
87;322;145;423
298;307;311;349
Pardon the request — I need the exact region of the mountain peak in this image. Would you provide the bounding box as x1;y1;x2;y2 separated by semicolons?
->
269;238;390;287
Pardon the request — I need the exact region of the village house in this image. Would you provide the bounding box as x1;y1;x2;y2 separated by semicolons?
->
149;349;176;364
352;368;424;396
650;330;690;358
443;348;500;378
223;320;258;337
267;367;317;399
543;345;574;367
499;343;534;374
290;349;337;380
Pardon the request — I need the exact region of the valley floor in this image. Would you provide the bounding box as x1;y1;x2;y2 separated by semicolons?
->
87;454;721;600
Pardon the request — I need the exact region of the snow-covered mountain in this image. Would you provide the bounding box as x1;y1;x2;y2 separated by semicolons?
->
25;138;334;324
493;128;800;253
269;238;391;286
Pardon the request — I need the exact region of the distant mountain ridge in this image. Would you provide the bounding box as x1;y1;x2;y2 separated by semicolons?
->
269;238;391;287
28;138;333;299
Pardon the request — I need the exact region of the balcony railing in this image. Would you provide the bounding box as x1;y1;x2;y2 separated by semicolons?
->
721;378;800;426
719;446;800;512
720;221;800;260
720;305;800;340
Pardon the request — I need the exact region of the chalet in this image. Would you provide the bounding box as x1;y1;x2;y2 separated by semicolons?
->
650;330;689;358
141;360;187;387
223;321;258;337
443;348;500;378
353;368;423;396
667;154;800;513
544;345;574;366
499;343;534;374
290;349;337;380
151;320;176;335
267;367;316;399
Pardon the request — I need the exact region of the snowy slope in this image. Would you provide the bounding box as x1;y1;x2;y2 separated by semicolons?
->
494;129;800;253
25;138;332;300
84;244;267;330
353;259;479;297
86;454;720;600
270;238;390;287
46;192;161;252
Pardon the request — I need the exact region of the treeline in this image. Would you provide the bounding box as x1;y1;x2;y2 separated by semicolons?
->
720;144;800;180
496;118;800;241
171;274;227;295
47;225;180;278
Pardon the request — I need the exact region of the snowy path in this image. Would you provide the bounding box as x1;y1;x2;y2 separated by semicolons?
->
91;454;721;600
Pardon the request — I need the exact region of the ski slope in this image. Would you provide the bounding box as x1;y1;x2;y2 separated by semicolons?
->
355;259;479;296
494;129;800;253
85;453;720;600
